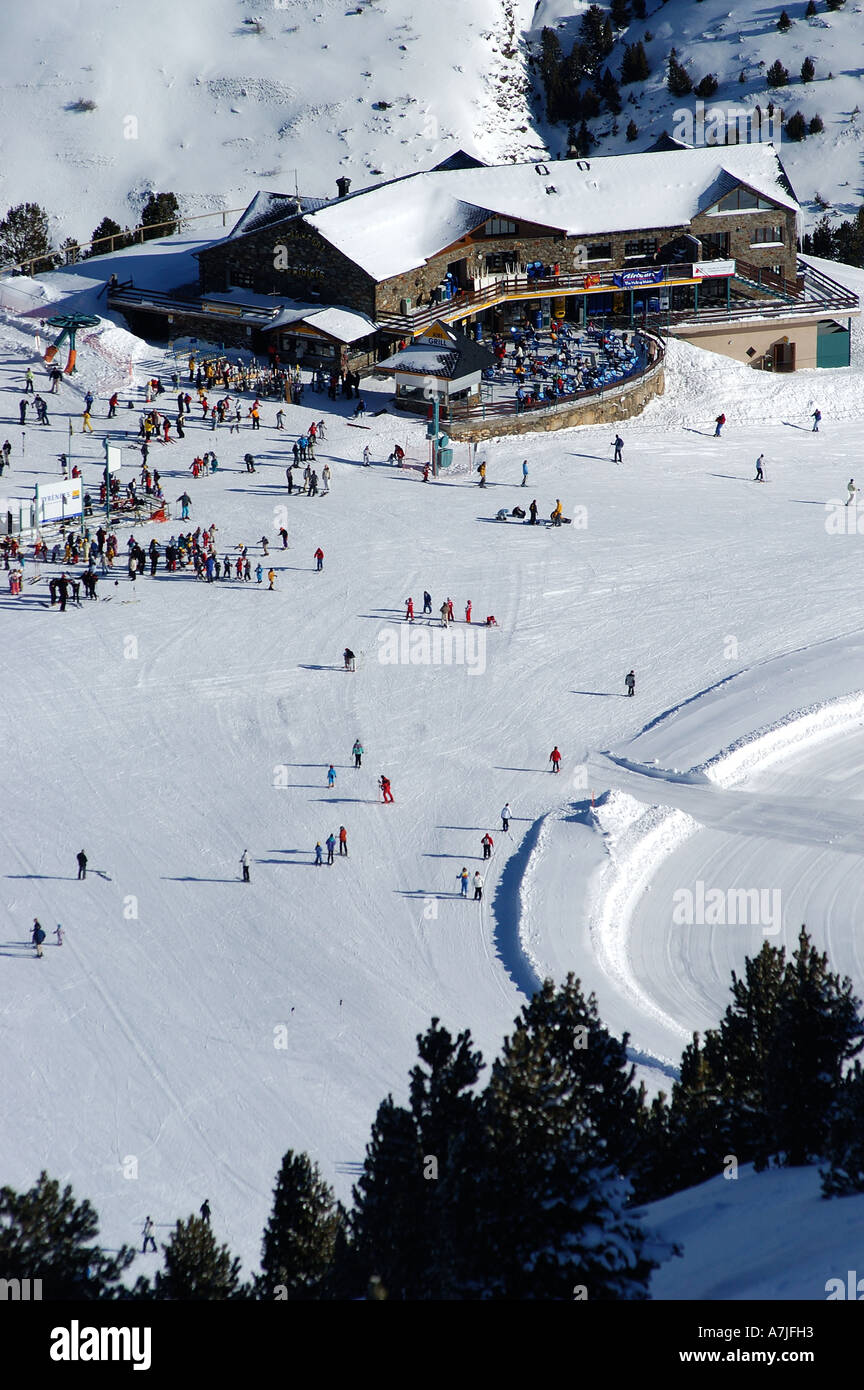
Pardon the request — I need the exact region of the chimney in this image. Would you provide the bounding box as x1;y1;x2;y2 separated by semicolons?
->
336;177;351;199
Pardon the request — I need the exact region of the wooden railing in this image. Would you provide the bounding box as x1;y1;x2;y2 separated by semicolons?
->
0;206;248;279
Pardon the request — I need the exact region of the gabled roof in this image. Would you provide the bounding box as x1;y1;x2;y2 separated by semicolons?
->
226;190;330;240
300;144;799;282
377;322;494;379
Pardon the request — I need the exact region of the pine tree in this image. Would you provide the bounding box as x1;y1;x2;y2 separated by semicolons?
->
575;119;595;156
350;1018;484;1299
258;1150;343;1299
539;28;566;123
60;236;81;265
805;0;817;12
610;0;631;27
808;112;824;134
626;117;639;142
764;928;864;1167
0;1172;134;1299
766;59;790;88
580;5;615;73
600;66;623;115
446;976;659;1299
0;202;56;271
667;49;693;97
620;40;650;85
694;73;719;99
777;9;792;31
822;1063;864;1196
785;111;807;141
140;191;182;241
152;1215;244;1299
801;56;816;83
87;216;130;257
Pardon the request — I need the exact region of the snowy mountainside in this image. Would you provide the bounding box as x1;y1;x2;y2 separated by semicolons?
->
0;0;532;247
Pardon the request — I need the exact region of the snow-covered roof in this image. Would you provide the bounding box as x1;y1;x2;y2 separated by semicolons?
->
303;145;799;282
268;302;377;342
377;322;494;379
226;190;329;240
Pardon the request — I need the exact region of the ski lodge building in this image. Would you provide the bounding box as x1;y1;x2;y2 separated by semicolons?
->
111;143;858;378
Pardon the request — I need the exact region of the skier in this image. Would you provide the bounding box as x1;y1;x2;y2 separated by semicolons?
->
200;1200;211;1224
267;568;276;590
24;367;34;393
339;826;348;856
611;434;623;464
362;445;371;467
529;499;538;525
314;841;323;866
423;591;432;614
481;832;493;861
240;849;250;883
405;597;414;622
142;1217;157;1254
477;460;487;487
447;598;454;623
549;746;562;774
812;408;821;432
465;600;472;625
54;924;64;946
754;455;765;483
714;413;726;437
440;601;450;627
473;871;484;901
177;492;192;520
326;832;336;865
260;536;269;556
379;775;394;803
847;479;859;507
352;739;364;768
314;547;324;571
77;849;88;880
322;463;331;493
344;648;355;671
501;803;511;833
521;459;528;487
457;867;469;897
255;563;263;584
32;919;46;959
279;527;288;549
625;669;636;697
327;765;337;788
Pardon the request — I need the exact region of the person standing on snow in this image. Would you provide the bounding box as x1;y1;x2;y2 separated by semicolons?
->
549;746;562;774
314;547;324;571
32;919;46;958
611;435;623;464
481;832;493;861
255;563;263;584
339;826;348;856
352;739;363;767
447;598;454;623
501;803;511;833
267;568;276;590
142;1217;157;1254
77;849;88;880
344;648;355;671
423;590;432;614
200;1200;211;1224
327;765;336;788
465;600;472;624
314;842;324;866
755;455;765;483
326;833;336;865
521;459;528;487
457;867;469;897
362;445;371;467
240;849;251;882
477;460;487;487
440;601;450;627
473;871;484;901
322;463;331;493
54;924;64;946
714;413;726;437
847;479;859;507
405;597;414;622
529;498;538;525
625;669;636;697
812;409;821;432
379;775;394;803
